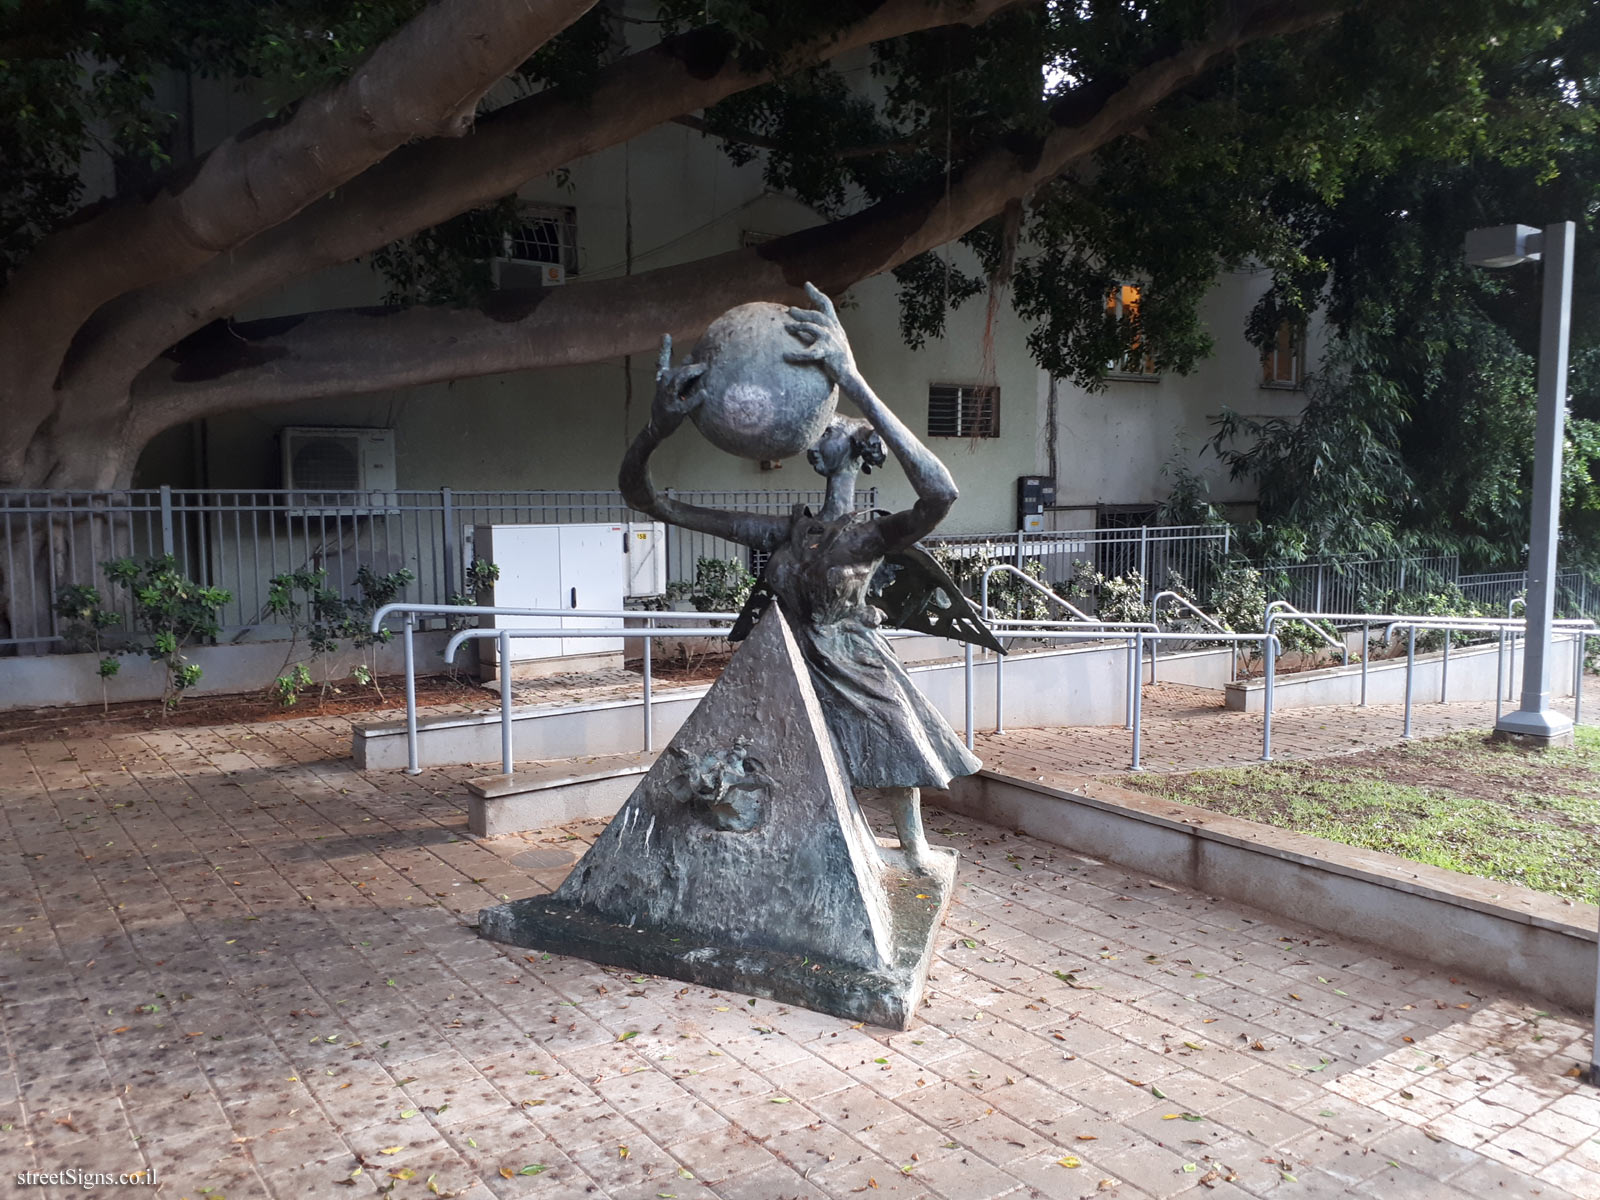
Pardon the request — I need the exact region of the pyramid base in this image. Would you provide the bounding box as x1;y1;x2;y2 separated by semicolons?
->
478;845;955;1029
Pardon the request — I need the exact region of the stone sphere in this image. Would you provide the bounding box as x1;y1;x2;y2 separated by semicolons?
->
687;302;838;461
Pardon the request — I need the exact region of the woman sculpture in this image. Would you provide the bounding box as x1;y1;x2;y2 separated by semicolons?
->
619;284;981;872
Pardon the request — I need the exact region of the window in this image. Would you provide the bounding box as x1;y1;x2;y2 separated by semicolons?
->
1261;319;1306;388
1106;283;1157;377
927;384;1000;438
494;205;579;274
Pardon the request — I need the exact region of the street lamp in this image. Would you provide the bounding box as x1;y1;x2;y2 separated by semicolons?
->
1464;221;1576;748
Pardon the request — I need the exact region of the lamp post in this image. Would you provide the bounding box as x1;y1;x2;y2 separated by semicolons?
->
1469;223;1595;1086
1465;221;1576;749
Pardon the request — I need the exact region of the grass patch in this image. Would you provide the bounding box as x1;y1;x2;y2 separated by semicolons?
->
1111;727;1600;905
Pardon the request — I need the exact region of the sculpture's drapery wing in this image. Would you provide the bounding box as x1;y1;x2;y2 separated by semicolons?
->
729;578;777;643
868;545;1004;654
729;544;1003;654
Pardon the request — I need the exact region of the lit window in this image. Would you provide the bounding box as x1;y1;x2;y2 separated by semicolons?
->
1262;320;1306;387
927;384;1000;438
1106;284;1157;376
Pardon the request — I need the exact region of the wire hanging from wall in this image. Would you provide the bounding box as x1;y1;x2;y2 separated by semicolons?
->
621;139;635;448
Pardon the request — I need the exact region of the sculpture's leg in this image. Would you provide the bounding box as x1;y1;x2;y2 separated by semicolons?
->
884;786;930;873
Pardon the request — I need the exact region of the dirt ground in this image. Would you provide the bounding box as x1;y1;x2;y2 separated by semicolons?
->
0;653;736;744
0;671;485;742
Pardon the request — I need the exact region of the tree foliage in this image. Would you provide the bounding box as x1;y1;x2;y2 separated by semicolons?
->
0;0;1595;508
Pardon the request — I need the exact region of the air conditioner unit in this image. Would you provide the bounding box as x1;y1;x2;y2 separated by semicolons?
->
280;426;398;515
490;259;566;289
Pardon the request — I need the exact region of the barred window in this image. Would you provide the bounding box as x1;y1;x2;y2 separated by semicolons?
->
495;205;579;274
927;384;1000;438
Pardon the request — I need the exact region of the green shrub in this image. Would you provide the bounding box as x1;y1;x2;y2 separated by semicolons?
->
104;556;231;713
53;583;124;711
267;564;416;704
666;557;754;613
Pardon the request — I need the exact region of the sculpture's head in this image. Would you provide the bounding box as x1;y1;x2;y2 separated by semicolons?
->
807;415;885;479
685;301;839;461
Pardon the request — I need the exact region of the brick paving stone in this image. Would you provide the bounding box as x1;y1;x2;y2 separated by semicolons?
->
3;698;1598;1200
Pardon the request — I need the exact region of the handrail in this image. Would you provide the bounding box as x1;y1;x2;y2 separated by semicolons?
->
977;626;1281;766
379;596;1589;791
375;602;742;775
979;564;1155;739
1264;600;1347;659
977;564;1160;632
446;624;735;775
371;601;737;634
380;595;1281;780
1153;590;1229;636
1149;590;1231;685
979;564;1095;624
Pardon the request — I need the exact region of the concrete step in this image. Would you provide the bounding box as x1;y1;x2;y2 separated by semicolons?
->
467;750;657;837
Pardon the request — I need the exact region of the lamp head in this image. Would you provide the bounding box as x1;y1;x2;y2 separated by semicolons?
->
1464;224;1542;268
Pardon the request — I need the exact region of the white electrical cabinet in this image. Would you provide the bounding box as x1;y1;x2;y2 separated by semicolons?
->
623;521;667;598
474;523;627;660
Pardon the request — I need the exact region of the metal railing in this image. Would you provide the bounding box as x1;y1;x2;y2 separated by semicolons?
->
1149;589;1233;684
928;524;1230;608
977;564;1159;735
371;602;740;775
1458;567;1595;618
376;600;1279;778
1261;553;1460;614
1257;608;1595;755
0;486;868;653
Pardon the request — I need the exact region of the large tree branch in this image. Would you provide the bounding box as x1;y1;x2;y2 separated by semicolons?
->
0;0;597;478
128;0;1352;440
63;0;1025;410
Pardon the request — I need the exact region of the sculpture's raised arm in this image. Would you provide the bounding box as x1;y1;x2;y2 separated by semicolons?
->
784;285;958;554
618;336;790;551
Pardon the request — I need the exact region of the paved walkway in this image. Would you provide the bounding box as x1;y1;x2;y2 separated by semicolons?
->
2;699;1597;1199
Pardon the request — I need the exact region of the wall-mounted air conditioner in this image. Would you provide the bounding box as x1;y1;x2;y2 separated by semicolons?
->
490;259;567;289
280;426;398;515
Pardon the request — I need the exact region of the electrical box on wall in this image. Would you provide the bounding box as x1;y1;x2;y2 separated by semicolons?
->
474;523;626;662
1016;475;1056;531
624;522;667;598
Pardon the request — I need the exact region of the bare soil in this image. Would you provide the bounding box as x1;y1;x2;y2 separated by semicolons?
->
0;672;486;742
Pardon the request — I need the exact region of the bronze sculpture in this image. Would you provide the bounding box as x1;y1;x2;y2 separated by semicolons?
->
620;285;981;870
478;284;993;1026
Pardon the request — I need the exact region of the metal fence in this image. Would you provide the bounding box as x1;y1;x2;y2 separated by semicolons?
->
1458;568;1596;618
1259;554;1461;615
0;486;871;653
10;484;1598;657
923;525;1232;607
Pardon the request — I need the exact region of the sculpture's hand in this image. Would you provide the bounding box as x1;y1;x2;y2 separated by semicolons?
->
652;335;708;431
783;282;857;385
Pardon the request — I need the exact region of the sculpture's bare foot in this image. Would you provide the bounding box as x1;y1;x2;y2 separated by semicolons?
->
886;786;934;874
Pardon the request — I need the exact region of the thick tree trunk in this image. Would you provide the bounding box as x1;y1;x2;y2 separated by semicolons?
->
126;0;1351;431
1;0;1351;494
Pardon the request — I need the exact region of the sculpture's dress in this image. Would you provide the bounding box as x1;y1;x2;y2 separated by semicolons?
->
762;510;981;790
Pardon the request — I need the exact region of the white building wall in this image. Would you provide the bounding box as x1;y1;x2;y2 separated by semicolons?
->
143;78;1314;540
